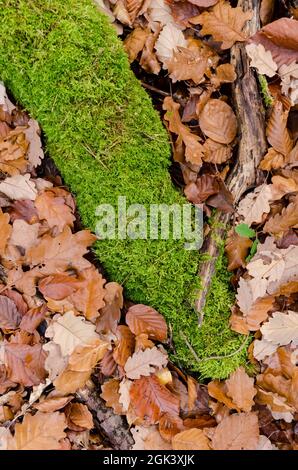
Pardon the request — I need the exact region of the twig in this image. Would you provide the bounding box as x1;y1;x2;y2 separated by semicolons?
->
141;82;170;97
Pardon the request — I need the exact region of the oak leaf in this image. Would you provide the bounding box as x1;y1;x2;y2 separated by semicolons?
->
131;425;172;450
199;99;237;144
10;412;66;450
225;367;256;412
237;184;273;226
208;380;240;411
167;47;208;84
172;428;211;450
130;375;180;424
23;119;44;169
35;190;75;233
124;346;168;379
190;0;252;49
245;43;277;77
263;194;298;235
259;148;285;171
212;412;259;450
261;311;298;347
126;304;167;342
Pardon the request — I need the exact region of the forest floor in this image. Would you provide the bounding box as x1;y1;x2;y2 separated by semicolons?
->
0;0;297;451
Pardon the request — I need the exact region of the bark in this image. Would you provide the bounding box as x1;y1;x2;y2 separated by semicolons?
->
195;0;267;325
76;382;134;450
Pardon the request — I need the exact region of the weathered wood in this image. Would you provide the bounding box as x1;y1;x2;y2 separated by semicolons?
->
195;0;267;325
76;382;134;450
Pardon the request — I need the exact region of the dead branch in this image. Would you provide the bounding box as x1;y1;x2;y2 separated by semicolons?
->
195;0;267;325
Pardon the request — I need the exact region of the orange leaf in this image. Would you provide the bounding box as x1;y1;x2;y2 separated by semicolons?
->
126;304;167;342
5;343;47;387
266;101;293;156
101;378;124;415
225;230;252;271
68;403;94;430
35;190;75;233
211;412;259;450
0;295;22;329
113;325;135;367
172;428;211;450
199;99;237;144
225;367;256;412
0;208;12;256
130;375;180;424
159;413;184;442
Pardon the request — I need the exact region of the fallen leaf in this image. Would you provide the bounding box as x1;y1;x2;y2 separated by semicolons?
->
10;412;66;450
184;174;219;205
202;138;232;164
69;267;106;321
211;412;259;450
159;413;184;442
155;24;187;67
225;230;252;271
264;194;298;235
259;148;285;171
245;43;277;77
0;208;12;256
34;396;73;413
266;101;293;156
237;184;273;226
208;380;240;411
96;282;123;334
35;190;75;233
172;428;211;450
0;174;37;200
9;219;39;251
0;295;22;329
130;375;180;424
167;47;208;84
19;304;47;333
5;343;47;387
124;346;168;379
101;378;124;415
124;27;150;62
126;304;167;342
199;99;237;144
261;311;298;347
45;311;99;357
113;325;135;367
67;403;93;430
23;119;44;168
38;273;80;300
225;367;256;412
190;0;252;49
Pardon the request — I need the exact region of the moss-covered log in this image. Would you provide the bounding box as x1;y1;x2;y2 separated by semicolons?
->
0;0;248;378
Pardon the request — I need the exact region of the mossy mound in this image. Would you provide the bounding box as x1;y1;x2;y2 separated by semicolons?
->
0;0;248;378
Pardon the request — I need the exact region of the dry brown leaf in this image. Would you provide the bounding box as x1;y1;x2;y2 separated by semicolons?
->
35;190;75;233
10;412;66;450
237;184;273;226
100;378;124;415
214;63;237;84
38;273;80;301
124;346;168;379
5;343;47;387
244;296;275;331
54;338;109;394
140;29;161;75
96;282;123;335
23;119;44;168
211;412;259;450
225;230;252;271
208;380;240;411
264;194;298;235
225;367;256;412
131;425;172;450
0;295;21;329
172;428;211;450
0;208;12;256
34;396;73;413
67;403;93;430
113;325;135;367
199;99;237;144
20;304;47;333
266;101;293;156
190;0;252;49
202;138;232;164
126;304;167;342
159;413;184;442
130;375;180;424
124;27;150;62
167;47;208;84
259;148;285;171
163;96;204;166
9;220;39;251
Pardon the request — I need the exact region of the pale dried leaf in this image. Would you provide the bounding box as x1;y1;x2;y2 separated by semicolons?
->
246;43;277;77
124;346;168;379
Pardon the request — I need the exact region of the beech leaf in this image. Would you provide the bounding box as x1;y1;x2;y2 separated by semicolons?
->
126;304;167;342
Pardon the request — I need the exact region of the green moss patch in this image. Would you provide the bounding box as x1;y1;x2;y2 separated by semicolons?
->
0;0;248;378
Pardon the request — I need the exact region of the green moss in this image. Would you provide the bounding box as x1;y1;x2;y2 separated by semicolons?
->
0;0;248;378
258;74;274;108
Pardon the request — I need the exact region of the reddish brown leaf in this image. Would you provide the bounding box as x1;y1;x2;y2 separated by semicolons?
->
199;99;237;144
113;325;135;367
67;403;94;430
126;304;167;342
266;101;293;156
10;199;39;224
5;343;47;387
100;378;124;415
96;282;123;334
38;274;80;300
100;349;117;376
159;413;184;442
184;174;219;205
19;305;47;333
264;194;298;234
225;230;252;271
130;375;180;424
0;295;22;329
0;208;12;256
34;396;73;413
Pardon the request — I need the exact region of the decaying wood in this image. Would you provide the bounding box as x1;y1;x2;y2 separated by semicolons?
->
195;0;267;325
76;382;134;450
